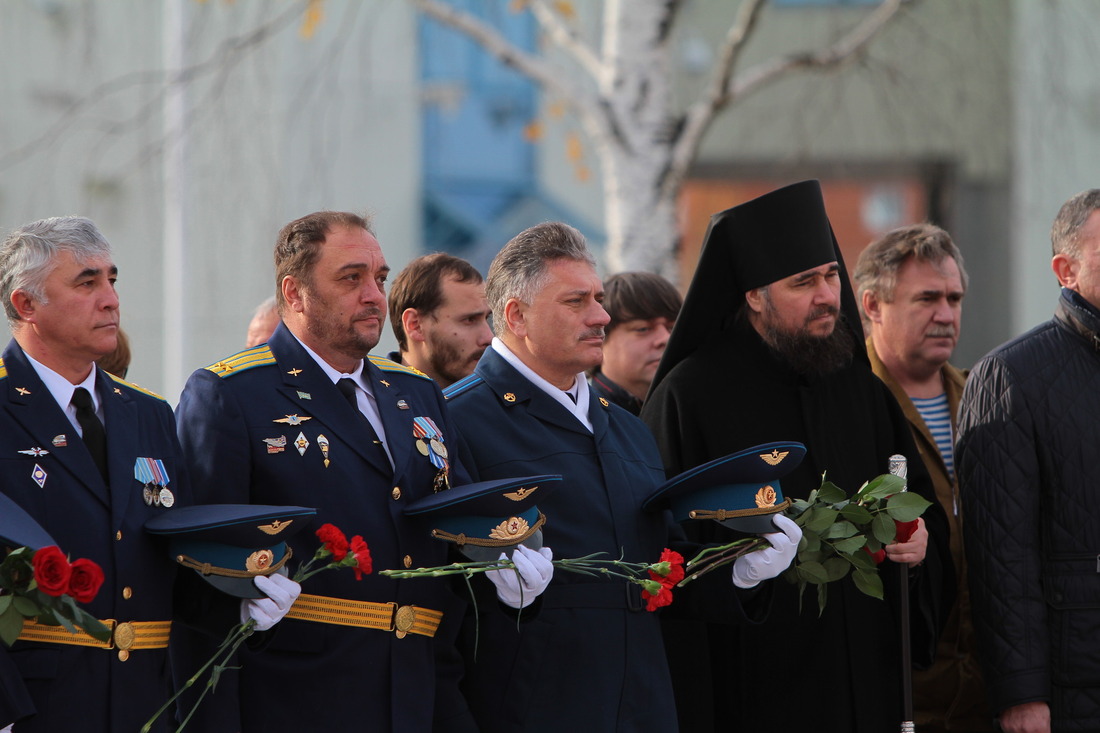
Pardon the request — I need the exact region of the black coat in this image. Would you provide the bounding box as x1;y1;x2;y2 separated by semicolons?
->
958;290;1100;730
642;325;953;733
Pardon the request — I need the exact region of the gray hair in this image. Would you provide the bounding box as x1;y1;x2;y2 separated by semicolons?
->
854;223;968;313
253;295;277;319
1051;189;1100;258
486;222;596;338
0;216;112;327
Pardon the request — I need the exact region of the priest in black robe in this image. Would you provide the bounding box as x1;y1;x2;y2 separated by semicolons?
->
641;180;953;733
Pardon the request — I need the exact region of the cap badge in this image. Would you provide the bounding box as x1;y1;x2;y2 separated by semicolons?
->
503;486;537;501
760;449;789;466
275;414;312;426
245;549;275;573
755;485;778;509
490;516;529;540
259;519;294;535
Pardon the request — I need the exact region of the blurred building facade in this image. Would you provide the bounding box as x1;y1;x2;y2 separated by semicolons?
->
1;1;1097;396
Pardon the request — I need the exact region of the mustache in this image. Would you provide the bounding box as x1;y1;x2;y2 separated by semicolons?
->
580;327;606;340
925;326;956;338
806;304;839;322
353;307;383;321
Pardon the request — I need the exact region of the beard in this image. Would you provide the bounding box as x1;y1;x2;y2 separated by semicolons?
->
757;304;855;377
425;327;486;387
305;297;382;361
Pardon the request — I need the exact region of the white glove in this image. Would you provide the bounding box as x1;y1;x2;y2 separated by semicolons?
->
485;545;554;609
731;514;802;589
239;573;302;631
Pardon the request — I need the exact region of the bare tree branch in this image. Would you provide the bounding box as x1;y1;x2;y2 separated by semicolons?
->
528;0;603;82
411;0;591;110
731;0;909;99
409;0;622;150
664;0;911;200
0;1;306;172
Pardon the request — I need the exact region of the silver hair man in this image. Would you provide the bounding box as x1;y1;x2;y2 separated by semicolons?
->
485;221;596;338
0;217;112;328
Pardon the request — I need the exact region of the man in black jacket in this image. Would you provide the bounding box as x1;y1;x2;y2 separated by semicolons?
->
958;188;1100;733
643;180;953;733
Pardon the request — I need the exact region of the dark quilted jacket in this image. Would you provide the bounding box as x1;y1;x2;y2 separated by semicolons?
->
958;288;1100;731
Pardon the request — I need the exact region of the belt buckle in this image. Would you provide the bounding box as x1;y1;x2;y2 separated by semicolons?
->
113;621;136;651
388;603;417;639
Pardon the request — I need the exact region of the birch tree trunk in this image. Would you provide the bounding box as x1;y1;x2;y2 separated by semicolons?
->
411;0;911;276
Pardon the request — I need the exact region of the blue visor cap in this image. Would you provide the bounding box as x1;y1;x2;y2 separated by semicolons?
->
145;504;316;598
0;493;57;552
643;442;806;534
404;475;561;561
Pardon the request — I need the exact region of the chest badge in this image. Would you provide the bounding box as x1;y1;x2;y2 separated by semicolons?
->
274;414;312;426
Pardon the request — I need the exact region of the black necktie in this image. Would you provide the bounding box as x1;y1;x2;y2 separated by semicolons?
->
336;378;359;409
71;387;108;482
336;378;387;458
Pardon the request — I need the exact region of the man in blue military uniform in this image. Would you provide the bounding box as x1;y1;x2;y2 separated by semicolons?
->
175;210;552;732
0;217;230;732
444;221;800;732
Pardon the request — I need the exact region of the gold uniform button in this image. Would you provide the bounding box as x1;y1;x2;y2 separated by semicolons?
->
122;587;133;600
391;486;402;500
115;531;122;541
403;555;413;568
117;650;130;662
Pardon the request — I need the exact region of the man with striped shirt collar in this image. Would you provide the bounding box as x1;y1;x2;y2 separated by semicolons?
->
855;223;988;733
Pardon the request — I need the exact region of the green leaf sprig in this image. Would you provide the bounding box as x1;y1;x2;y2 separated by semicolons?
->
783;473;932;615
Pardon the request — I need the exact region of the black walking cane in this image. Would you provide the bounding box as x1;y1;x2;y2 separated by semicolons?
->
889;454;916;733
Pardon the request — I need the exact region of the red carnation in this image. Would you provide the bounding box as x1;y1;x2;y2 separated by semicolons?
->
648;548;685;588
67;557;105;604
349;535;372;581
32;546;72;597
894;519;919;544
642;582;674;612
316;524;349;562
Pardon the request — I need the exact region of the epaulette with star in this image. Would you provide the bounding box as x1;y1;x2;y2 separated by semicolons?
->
442;373;482;400
205;345;276;379
368;354;431;381
106;372;167;402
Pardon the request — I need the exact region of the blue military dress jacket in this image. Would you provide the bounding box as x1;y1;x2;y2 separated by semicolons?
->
0;339;192;733
175;323;475;732
444;348;681;733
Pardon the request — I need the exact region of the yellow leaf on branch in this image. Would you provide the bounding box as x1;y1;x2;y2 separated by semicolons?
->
300;0;324;39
